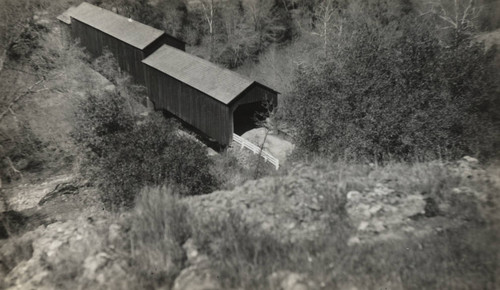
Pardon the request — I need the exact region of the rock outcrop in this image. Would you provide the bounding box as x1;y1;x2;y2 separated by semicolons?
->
1;218;132;290
345;184;426;244
185;166;335;244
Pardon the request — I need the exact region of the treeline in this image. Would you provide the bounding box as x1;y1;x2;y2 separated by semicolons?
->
84;0;500;67
281;0;500;161
2;0;500;69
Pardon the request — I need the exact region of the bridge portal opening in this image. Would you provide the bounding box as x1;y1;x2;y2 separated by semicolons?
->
233;102;268;135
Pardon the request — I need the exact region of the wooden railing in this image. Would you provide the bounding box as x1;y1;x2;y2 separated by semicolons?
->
233;133;279;170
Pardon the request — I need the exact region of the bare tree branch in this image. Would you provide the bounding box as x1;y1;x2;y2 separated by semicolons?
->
424;0;481;32
0;79;43;121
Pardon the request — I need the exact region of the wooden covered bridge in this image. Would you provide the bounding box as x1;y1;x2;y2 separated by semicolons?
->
58;2;185;84
142;45;278;146
59;2;279;149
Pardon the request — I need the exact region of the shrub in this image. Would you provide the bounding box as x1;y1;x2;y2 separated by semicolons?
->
7;20;48;62
72;90;135;158
285;9;500;161
73;89;218;208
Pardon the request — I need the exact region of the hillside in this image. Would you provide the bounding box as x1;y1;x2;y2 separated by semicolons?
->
1;1;500;290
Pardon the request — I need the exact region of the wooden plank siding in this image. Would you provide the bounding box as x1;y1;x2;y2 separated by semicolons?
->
70;19;185;85
144;66;233;145
71;18;147;84
142;45;278;146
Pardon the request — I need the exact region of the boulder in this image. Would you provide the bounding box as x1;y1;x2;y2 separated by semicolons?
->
80;252;130;289
172;238;221;290
268;271;318;290
172;258;220;290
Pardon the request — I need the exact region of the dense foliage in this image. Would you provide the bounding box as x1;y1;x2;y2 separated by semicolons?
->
285;5;500;161
91;0;296;66
72;90;218;208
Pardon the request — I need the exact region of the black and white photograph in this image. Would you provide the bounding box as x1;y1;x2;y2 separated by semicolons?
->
0;0;499;289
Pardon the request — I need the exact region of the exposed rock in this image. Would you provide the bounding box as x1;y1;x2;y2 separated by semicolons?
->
183;238;209;265
451;186;488;203
2;218;111;290
268;271;318;290
80;252;130;289
185;166;336;243
449;156;488;182
172;263;221;290
0;227;41;285
107;223;124;248
104;84;116;93
172;239;220;290
346;184;426;242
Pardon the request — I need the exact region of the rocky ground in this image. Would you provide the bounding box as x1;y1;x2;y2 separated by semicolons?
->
1;155;497;289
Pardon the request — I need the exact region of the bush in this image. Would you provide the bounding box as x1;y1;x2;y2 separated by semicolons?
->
285;10;500;161
72;89;218;208
7;20;48;61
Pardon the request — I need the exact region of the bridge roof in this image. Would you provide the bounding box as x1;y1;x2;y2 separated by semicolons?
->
142;45;276;105
57;5;78;24
67;2;165;50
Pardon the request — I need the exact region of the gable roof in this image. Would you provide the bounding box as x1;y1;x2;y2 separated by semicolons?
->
142;45;276;104
67;2;165;50
57;5;78;24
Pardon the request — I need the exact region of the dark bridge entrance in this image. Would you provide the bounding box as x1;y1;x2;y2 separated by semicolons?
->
233;102;268;135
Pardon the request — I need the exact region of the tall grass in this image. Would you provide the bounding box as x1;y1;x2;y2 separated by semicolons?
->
128;186;190;289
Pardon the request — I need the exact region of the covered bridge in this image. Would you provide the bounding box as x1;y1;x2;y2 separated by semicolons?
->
142;45;278;146
64;2;185;84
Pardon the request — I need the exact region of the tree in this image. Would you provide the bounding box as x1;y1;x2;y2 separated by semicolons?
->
98;0;164;29
312;0;345;55
157;0;188;38
243;0;288;51
422;0;481;33
196;0;221;60
285;7;499;161
215;0;259;67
